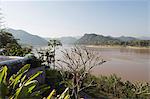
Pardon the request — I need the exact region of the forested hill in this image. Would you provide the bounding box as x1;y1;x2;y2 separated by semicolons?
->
76;34;150;47
6;28;48;46
76;33;121;45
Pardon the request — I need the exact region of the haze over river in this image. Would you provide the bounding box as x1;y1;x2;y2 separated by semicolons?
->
56;45;150;83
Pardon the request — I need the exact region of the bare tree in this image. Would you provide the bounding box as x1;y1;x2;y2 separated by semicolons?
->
57;46;106;99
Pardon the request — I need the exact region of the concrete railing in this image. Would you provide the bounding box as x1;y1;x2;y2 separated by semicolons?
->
0;56;45;84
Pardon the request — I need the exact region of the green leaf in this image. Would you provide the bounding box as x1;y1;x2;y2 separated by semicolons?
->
21;75;27;84
64;94;70;99
17;64;30;75
12;73;23;89
13;80;38;99
25;80;37;93
13;86;23;99
24;80;38;86
31;85;50;96
47;89;56;99
9;64;30;82
26;71;43;84
59;88;69;99
0;66;7;84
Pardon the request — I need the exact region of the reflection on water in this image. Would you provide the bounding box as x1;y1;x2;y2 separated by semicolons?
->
120;48;150;54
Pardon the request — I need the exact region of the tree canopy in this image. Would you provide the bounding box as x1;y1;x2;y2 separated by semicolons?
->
0;30;20;48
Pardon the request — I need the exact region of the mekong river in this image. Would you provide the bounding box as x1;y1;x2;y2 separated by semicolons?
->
36;45;150;83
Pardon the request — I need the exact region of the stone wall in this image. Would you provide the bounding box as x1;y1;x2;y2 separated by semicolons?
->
0;56;45;84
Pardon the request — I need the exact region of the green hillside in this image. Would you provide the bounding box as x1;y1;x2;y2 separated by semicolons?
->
76;33;150;47
6;28;48;46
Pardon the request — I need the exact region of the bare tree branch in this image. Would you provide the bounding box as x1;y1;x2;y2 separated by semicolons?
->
56;46;106;98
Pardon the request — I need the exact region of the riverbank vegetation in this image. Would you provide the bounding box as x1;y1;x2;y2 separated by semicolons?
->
86;45;150;50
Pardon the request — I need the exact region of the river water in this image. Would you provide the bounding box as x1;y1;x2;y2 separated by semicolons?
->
86;46;150;82
56;45;150;83
34;45;150;82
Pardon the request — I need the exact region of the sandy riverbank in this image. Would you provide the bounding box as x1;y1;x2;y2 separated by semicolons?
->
85;45;150;49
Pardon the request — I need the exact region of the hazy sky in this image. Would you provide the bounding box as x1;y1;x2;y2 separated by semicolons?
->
1;0;149;37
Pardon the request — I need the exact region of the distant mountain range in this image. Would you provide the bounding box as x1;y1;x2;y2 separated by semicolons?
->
5;28;149;46
58;37;78;45
138;36;150;40
6;28;48;46
45;36;78;45
76;34;120;45
76;33;149;45
6;28;78;46
116;36;137;41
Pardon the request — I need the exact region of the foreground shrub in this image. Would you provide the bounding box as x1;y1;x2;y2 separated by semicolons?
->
0;64;70;99
83;74;150;99
0;64;45;98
